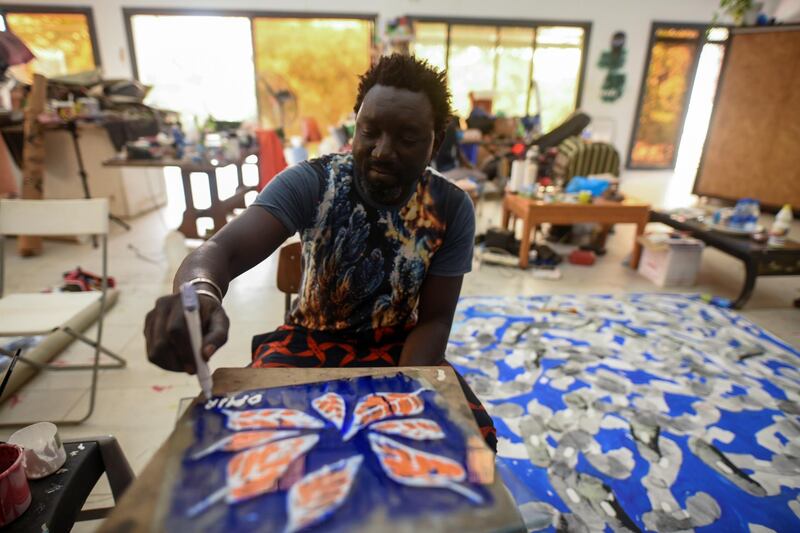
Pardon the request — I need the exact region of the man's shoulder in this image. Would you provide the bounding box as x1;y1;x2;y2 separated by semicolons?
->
308;152;352;171
271;152;349;186
425;168;473;207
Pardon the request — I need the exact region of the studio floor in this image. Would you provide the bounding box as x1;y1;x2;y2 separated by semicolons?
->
1;197;798;529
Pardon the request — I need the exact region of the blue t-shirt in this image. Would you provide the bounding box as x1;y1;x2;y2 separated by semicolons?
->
253;153;474;333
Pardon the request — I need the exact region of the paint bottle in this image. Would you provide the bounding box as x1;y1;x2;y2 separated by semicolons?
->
768;204;793;247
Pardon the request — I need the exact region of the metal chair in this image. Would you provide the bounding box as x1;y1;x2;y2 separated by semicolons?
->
0;198;126;426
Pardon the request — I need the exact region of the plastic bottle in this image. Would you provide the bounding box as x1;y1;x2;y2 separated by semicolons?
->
745;199;760;232
768;204;793;247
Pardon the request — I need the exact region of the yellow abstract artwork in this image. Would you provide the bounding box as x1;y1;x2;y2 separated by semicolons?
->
6;12;97;78
252;18;372;136
630;38;698;168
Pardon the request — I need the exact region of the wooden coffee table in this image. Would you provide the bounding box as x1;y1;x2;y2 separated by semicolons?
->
650;210;800;308
501;193;651;269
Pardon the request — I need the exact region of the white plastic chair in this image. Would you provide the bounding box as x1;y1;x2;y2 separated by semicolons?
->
0;198;126;425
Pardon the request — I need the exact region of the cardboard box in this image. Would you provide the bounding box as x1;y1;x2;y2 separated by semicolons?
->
637;234;704;287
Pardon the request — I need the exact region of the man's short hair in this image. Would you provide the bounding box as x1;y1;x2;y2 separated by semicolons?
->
354;54;453;137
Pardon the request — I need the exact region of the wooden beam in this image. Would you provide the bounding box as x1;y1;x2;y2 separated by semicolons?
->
18;74;47;256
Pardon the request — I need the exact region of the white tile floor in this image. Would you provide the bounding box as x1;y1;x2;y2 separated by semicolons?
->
1;198;798;531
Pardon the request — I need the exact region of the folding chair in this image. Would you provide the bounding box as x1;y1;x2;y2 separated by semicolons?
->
0;198;126;426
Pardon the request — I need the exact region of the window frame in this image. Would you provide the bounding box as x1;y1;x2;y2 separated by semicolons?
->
408;15;592;116
123;8;376;126
123;7;376;82
0;4;102;69
626;21;730;171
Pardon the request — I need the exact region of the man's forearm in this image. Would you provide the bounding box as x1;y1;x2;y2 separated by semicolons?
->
169;207;293;296
398;320;451;366
172;240;233;296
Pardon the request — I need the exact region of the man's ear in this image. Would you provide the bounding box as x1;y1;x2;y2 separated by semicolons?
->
431;129;445;161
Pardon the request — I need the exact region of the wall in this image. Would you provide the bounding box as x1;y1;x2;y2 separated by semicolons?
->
9;0;724;206
775;0;800;20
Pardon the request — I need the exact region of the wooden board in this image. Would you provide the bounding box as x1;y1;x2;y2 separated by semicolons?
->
99;367;523;533
695;27;800;209
18;74;47;256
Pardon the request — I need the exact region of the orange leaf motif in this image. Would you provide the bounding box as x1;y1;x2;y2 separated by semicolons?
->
368;433;482;503
224;408;325;431
190;430;300;460
370;418;445;441
311;392;346;430
227;434;319;503
342;390;425;440
286;455;363;533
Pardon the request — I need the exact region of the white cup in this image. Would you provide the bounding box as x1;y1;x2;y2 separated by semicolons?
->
8;422;67;479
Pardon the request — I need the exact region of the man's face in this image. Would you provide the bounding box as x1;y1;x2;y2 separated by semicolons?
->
352;84;440;206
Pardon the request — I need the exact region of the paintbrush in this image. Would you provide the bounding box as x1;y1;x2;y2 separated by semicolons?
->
0;349;22;400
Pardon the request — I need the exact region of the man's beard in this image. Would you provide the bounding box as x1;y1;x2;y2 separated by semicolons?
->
355;163;411;206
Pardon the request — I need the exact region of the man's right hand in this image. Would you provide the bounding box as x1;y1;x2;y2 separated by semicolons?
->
144;293;230;374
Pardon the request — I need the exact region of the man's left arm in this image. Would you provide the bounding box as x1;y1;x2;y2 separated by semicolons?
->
399;184;474;366
398;274;463;366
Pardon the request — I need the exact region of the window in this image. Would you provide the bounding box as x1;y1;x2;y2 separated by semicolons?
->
252;17;373;135
128;14;258;123
411;18;588;132
125;10;373;134
0;6;99;78
628;24;729;170
413;22;447;72
533;27;585;133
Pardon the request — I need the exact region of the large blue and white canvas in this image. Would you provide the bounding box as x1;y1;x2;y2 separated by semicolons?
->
448;293;800;531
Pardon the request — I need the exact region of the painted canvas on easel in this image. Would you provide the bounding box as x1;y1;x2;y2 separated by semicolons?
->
165;373;490;532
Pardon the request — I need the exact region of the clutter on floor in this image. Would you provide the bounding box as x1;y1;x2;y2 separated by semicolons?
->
567;248;596;266
637;233;704;287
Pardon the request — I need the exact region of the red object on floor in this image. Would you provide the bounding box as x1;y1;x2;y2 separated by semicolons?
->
62;267;116;291
568;249;596;266
256;129;288;191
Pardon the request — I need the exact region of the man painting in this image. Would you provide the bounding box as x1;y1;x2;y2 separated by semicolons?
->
144;54;496;451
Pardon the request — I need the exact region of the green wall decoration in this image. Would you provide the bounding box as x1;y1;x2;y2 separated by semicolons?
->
598;31;626;102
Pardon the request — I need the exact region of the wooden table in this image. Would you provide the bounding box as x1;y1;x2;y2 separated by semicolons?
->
103;157;257;239
502;193;651;269
99;367;523;533
650;210;800;308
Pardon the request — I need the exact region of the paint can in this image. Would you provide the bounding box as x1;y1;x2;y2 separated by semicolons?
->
0;444;31;526
9;422;67;479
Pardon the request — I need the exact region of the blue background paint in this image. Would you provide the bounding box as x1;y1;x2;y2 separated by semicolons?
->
166;373;491;532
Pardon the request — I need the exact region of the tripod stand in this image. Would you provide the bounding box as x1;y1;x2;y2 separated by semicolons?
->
65;120;130;243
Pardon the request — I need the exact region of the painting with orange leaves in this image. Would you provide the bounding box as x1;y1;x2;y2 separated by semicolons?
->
166;373;489;532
